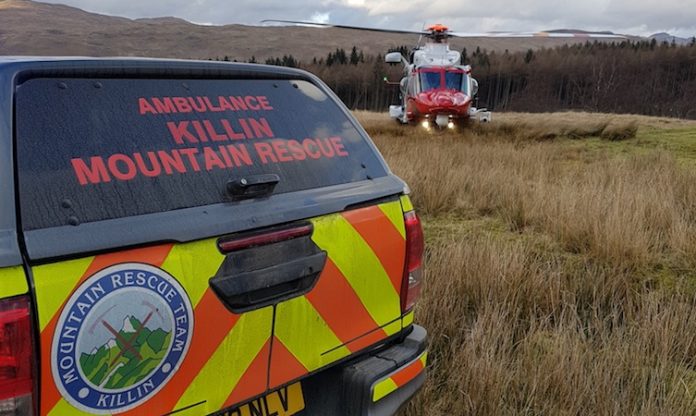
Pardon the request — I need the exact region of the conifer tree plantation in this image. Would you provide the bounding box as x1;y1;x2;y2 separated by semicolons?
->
221;39;696;119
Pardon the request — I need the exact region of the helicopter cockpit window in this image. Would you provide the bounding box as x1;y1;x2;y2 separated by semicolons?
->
419;68;470;94
445;70;470;94
419;71;441;92
445;72;463;91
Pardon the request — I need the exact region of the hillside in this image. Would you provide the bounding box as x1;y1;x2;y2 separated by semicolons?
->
0;0;632;61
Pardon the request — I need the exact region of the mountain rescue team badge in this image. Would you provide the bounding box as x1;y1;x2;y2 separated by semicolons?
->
52;263;194;414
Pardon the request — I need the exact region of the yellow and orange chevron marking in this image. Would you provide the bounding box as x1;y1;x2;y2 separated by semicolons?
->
34;199;412;415
271;200;407;388
372;351;428;402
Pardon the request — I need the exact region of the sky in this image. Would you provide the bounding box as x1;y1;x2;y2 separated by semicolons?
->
39;0;696;38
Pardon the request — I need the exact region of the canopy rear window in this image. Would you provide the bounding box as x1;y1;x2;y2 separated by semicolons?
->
15;77;387;230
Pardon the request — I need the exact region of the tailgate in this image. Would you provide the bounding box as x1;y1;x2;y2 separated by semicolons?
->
30;198;408;415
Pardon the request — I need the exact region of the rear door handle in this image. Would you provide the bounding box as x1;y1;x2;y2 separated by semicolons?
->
210;251;326;313
226;174;280;200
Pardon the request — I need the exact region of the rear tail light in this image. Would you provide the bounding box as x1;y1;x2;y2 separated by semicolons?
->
0;295;34;415
401;211;424;313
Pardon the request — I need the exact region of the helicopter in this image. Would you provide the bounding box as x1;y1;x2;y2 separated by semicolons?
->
262;20;626;129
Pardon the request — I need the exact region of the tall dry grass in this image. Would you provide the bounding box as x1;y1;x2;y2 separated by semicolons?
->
357;112;696;415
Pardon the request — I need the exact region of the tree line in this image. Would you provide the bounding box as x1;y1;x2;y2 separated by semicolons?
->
475;39;696;118
211;39;696;119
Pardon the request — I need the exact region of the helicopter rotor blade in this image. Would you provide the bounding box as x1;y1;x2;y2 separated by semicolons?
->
261;20;427;36
447;30;627;39
261;20;627;40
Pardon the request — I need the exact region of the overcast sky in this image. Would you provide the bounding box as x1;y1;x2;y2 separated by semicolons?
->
41;0;696;38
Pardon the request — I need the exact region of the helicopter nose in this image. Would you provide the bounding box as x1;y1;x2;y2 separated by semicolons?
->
417;91;470;110
430;91;466;107
435;93;454;106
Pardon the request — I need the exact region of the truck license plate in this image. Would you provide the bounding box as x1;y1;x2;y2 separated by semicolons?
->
221;383;305;416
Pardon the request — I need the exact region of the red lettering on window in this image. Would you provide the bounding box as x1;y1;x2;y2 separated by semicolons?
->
249;117;274;138
108;154;137;181
255;142;277;164
330;137;349;157
245;96;261;110
188;97;207;112
238;119;254;138
272;140;292;162
227;144;252;166
158;150;187;174
316;138;336;158
229;96;248;111
203;147;226;170
287;140;307;160
179;148;201;171
257;96;273;110
218;145;233;167
191;121;209;143
138;98;157;115
133;152;162;177
71;157;111;185
173;97;193;113
167;121;199;145
302;139;321;159
152;98;178;114
220;119;245;140
218;97;236;112
204;120;228;142
203;97;223;112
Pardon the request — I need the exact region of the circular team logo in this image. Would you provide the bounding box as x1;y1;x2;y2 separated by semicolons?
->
52;263;194;414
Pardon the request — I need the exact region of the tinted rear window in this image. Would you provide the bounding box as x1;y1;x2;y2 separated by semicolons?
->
15;77;387;230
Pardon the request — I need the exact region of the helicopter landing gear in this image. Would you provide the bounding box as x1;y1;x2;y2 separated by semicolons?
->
469;107;492;123
389;105;409;124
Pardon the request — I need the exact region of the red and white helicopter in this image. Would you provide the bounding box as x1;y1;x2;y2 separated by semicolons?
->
263;20;625;128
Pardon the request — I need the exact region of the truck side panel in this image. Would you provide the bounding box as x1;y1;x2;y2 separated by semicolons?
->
0;266;28;298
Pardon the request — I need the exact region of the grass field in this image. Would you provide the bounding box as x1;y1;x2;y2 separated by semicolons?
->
355;111;696;415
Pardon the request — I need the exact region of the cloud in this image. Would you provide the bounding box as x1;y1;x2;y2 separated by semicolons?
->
310;12;331;24
38;0;696;37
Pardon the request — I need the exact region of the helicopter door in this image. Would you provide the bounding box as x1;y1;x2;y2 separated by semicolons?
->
407;71;418;97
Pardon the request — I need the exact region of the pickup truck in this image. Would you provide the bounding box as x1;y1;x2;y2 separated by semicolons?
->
0;57;426;416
